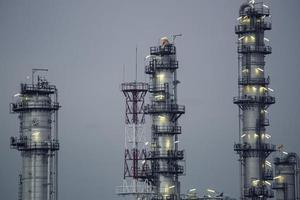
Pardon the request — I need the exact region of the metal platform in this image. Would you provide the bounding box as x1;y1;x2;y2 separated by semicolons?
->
238;77;270;85
152;125;182;135
10;102;60;112
144;104;185;114
150;45;176;56
235;22;272;34
244;186;274;198
146;150;185;160
233;95;275;105
10;137;59;151
238;45;272;54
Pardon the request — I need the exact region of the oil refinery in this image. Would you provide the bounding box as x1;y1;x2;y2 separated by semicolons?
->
6;1;299;200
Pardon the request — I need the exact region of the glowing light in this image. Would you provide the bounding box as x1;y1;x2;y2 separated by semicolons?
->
268;88;274;92
257;67;264;72
174;140;179;144
274;176;282;180
264;37;270;42
14;93;21;97
283;151;288;155
31;131;40;142
265;161;272;167
142;160;146;164
241;134;246;138
158;115;166;123
252;180;260;186
237;16;242;21
166;140;171;149
242;69;249;73
263;4;269;8
207;189;216;193
252;86;257;92
189;188;196;192
265;181;271;186
155;95;164;100
145;141;149;146
250;36;255;40
169;185;175;189
156;73;165;82
239;36;245;41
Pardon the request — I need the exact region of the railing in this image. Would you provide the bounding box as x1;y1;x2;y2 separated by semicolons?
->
238;45;272;54
10;136;59;151
10;102;60;112
238;77;270;85
244;186;274;198
145;60;178;74
150;45;176;56
21;83;57;94
148;84;168;93
146;150;184;160
144;104;185;114
151;164;184;175
240;4;270;17
152;125;182;135
234;142;276;152
233;95;275;105
235;22;271;33
121;82;148;91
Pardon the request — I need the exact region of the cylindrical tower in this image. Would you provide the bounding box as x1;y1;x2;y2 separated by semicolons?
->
116;81;153;199
233;1;276;199
10;69;60;200
272;152;300;200
144;37;185;200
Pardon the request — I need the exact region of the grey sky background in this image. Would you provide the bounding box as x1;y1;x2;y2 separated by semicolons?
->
0;0;299;199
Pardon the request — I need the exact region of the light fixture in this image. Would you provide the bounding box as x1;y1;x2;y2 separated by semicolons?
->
263;4;269;8
257;67;264;72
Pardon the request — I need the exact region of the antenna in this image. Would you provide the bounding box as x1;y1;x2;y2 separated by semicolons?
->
135;46;138;82
122;64;125;82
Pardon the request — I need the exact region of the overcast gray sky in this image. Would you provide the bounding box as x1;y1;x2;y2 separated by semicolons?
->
0;0;300;199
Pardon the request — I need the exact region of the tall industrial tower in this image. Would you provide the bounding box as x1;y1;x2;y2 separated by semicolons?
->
233;1;276;200
10;69;60;200
116;80;153;199
144;37;185;200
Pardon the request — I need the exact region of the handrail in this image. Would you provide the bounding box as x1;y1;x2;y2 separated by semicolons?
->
10;136;59;151
144;104;185;114
11;101;60;112
150;45;176;55
121;82;148;91
238;45;272;54
21;83;57;94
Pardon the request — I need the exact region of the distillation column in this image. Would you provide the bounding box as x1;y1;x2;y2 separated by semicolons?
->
273;152;300;200
10;69;60;200
145;37;185;200
233;2;276;199
116;81;153;199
